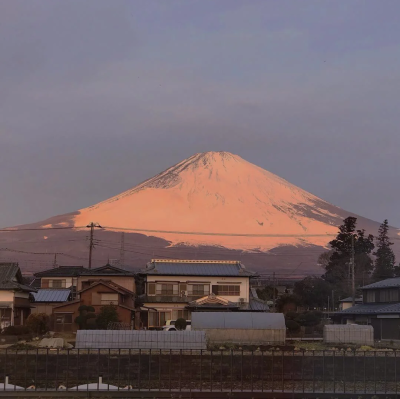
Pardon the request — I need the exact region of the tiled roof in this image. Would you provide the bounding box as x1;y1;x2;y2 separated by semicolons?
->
80;264;135;276
337;302;400;315
0;263;37;292
362;277;400;290
339;296;363;302
34;266;88;278
249;298;269;311
141;260;256;277
32;289;71;303
30;278;41;289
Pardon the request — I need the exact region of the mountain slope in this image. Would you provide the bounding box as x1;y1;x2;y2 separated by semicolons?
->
3;151;395;274
73;151;371;250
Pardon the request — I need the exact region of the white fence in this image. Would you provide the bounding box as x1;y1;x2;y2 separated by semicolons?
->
324;324;374;346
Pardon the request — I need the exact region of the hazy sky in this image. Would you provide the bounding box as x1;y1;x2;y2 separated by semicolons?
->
1;0;400;228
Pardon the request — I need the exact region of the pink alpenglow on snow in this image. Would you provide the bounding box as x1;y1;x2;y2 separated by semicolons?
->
73;151;342;251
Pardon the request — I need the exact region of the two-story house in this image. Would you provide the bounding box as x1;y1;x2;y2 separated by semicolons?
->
0;263;37;328
52;279;136;332
138;259;266;329
335;277;400;340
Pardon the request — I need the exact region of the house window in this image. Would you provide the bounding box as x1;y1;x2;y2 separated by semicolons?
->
366;290;375;303
100;293;118;305
379;289;398;303
148;283;156;295
156;284;178;296
148;311;158;327
51;280;65;288
188;284;210;296
159;311;171;326
212;285;240;296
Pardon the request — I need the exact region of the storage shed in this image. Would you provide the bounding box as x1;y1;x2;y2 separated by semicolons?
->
192;312;286;345
324;325;374;346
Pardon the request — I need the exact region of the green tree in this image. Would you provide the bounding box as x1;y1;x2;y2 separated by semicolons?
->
323;217;374;296
293;277;332;309
256;286;278;301
74;305;96;330
275;294;300;314
26;313;49;335
96;305;119;330
175;318;187;331
372;219;396;280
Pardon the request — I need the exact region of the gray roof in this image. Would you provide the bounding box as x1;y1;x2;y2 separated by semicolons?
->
34;266;88;278
362;277;400;290
0;263;37;292
141;260;256;277
32;289;71;303
339;296;363;302
249;298;269;311
80;264;134;276
337;302;400;315
192;312;285;330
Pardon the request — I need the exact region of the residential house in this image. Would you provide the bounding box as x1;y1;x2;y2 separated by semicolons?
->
0;263;37;328
77;264;136;293
335;277;400;340
138;259;266;329
31;289;72;316
33;266;88;298
52;280;136;332
338;296;363;311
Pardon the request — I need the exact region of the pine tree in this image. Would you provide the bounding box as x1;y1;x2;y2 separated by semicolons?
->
372;219;396;280
322;217;374;296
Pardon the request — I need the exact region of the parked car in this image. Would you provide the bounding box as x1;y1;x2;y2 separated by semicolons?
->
162;320;191;331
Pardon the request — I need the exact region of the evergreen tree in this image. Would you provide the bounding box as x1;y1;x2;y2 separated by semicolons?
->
322;217;374;296
372;219;396;280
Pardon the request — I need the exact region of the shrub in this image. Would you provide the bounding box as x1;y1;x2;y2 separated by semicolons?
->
96;305;119;330
75;305;96;330
286;320;301;333
175;318;187;331
2;325;30;336
26;313;49;335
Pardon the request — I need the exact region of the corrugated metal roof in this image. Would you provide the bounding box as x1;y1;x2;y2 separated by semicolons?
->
141;260;256;277
362;277;400;290
32;289;71;303
192;312;284;330
337;302;400;315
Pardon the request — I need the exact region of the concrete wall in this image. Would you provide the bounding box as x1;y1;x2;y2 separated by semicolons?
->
202;329;286;345
324;325;374;345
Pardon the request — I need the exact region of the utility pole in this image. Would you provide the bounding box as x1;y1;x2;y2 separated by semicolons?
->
351;234;356;307
53;253;58;269
119;232;125;267
87;222;102;269
272;272;276;313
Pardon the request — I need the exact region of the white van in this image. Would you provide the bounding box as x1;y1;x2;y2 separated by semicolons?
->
162;320;192;331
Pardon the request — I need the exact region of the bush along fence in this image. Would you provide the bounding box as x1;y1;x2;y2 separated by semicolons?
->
0;349;399;395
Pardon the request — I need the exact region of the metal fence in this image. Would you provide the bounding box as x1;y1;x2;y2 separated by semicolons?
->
76;330;207;350
0;349;399;397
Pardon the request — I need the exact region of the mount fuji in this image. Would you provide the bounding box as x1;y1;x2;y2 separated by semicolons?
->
2;152;396;275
